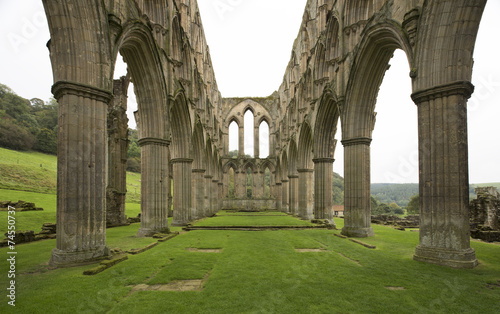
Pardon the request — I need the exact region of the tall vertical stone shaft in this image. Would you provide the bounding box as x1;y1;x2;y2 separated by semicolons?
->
192;169;206;219
289;175;299;215
412;81;478;268
298;169;314;219
218;182;224;212
313;158;334;222
281;179;289;213
204;174;213;214
137;138;170;236
106;77;130;227
254;125;260;158
50;82;112;266
342;138;374;237
211;179;219;215
171;158;193;226
238;125;245;156
275;182;283;211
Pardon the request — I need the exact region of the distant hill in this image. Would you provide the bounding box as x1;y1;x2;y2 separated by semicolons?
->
371;183;419;207
0;147;141;203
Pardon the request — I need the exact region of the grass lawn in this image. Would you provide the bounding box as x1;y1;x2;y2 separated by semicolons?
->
0;212;499;313
0;189;141;235
194;211;314;227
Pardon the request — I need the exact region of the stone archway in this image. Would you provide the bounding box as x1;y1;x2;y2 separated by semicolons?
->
43;0;488;269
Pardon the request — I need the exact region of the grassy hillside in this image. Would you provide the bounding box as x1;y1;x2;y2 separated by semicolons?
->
0;147;141;202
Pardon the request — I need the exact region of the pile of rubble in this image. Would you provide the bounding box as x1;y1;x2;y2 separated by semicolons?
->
371;215;420;230
0;223;56;247
0;200;43;211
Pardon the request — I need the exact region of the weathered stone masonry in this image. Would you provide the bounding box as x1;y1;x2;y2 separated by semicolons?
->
43;0;487;269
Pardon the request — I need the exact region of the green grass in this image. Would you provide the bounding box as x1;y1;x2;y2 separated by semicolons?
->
0;213;498;313
194;213;315;227
0;189;142;235
0;147;141;202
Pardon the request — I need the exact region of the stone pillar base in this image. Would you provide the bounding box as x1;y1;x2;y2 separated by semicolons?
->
171;220;189;227
137;227;169;237
413;246;478;269
341;227;374;238
49;246;110;267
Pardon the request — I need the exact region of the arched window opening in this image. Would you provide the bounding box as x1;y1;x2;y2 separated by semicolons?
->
244;110;254;157
264;167;271;198
228;167;235;198
371;48;416;186
228;121;239;157
259;120;270;158
246;167;253;198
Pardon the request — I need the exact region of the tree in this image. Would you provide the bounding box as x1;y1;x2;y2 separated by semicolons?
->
0;118;35;150
406;194;419;215
228;150;238;158
34;128;57;154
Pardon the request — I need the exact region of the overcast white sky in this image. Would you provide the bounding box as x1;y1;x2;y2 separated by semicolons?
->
0;0;498;184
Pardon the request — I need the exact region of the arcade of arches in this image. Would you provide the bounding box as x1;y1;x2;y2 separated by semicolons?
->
43;0;487;269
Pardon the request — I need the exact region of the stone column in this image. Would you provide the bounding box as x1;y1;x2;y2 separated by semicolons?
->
289;175;299;216
50;82;112;266
238;125;244;156
204;175;213;216
106;77;129;228
211;179;219;215
136;138;170;236
313;158;335;224
171;158;193;226
254;125;260;158
411;81;478;268
218;182;224;212
168;171;173;217
191;169;206;220
282;179;289;213
298;169;314;220
341;138;374;238
275;182;282;211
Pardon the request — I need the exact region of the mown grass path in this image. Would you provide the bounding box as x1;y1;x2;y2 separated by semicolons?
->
0;211;499;313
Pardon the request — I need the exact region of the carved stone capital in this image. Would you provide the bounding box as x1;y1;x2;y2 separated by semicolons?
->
52;81;113;103
170;158;194;164
312;157;335;164
138;137;171;147
341;137;372;147
411;81;474;104
297;169;314;173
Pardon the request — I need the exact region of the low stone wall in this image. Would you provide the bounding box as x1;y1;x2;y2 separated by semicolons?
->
371;215;420;229
222;199;277;211
0;200;43;211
